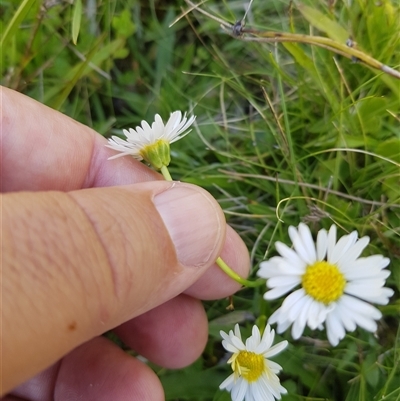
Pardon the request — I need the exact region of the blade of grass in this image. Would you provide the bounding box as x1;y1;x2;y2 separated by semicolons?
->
50;35;105;110
71;0;83;45
0;0;36;51
296;3;349;43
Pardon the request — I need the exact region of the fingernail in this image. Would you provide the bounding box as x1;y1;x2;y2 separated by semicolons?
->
153;184;223;267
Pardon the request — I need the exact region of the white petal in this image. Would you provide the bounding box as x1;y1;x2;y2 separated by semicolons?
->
327;225;337;261
340;295;382;331
231;377;248;401
168;112;196;141
230;336;246;350
258;374;282;399
347;284;394;304
340;295;381;317
268;308;281;325
338;236;370;270
234;324;243;341
334;299;357;331
269;310;292;333
345;280;386;297
279;259;307;276
257;258;284;278
372;287;395;304
289;225;316;265
315;302;333;327
330;231;358;264
306;301;327;329
298;222;317;261
280;289;307;315
275;317;293;334
252;381;274;401
265;359;283;373
152;114;165;138
326;309;346;346
316;228;328;260
106;111;195;159
267;273;302;287
264;340;288;358
275;242;306;271
291;314;307;339
246;326;261;350
220;373;235;390
255;325;273;352
222;342;240;353
140;119;152;134
293;295;317;334
263;283;299;300
344;256;390;279
163;111;181;137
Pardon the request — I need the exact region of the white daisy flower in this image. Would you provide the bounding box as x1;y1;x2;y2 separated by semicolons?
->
220;324;288;401
106;111;196;169
257;223;394;346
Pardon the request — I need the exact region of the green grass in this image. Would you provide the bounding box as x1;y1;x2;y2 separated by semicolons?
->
2;0;399;399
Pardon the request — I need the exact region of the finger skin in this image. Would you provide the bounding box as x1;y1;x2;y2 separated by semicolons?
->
185;224;250;299
11;337;164;401
1;182;226;394
1;86;251;396
8;297;208;400
7;363;59;401
1;85;160;192
1;85;249;296
1;85;249;297
55;337;165;401
114;294;208;369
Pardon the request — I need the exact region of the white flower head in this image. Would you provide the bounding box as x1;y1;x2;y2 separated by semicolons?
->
220;324;288;401
257;223;394;346
106;111;196;169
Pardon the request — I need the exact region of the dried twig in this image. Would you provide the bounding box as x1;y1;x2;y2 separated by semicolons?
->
182;0;400;80
219;169;400;209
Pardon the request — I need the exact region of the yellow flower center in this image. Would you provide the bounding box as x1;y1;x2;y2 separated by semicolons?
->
301;261;346;304
140;139;170;170
232;351;265;382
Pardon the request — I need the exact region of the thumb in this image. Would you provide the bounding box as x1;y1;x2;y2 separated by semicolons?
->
2;180;225;393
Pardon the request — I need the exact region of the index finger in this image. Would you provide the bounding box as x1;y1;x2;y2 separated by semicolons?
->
1;86;161;192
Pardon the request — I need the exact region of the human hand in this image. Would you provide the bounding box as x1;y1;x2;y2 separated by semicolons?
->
1;86;250;400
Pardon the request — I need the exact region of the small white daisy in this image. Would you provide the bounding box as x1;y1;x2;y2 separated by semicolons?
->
220;324;288;401
257;223;394;346
106;111;196;169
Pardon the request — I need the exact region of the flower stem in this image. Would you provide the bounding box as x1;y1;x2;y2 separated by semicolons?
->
216;257;265;288
160;166;264;288
161;165;173;181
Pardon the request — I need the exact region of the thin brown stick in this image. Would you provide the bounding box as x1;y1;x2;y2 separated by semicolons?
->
219;169;399;209
184;0;400;80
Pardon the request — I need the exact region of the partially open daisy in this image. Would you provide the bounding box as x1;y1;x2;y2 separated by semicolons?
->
220;324;288;401
106;111;196;169
257;223;394;346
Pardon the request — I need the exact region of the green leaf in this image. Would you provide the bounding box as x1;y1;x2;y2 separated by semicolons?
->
154;7;176;90
45;37;125;108
71;0;83;45
0;0;36;52
212;390;231;401
353;96;388;134
297;3;349;43
283;42;315;72
111;8;136;38
161;365;226;400
50;41;101;110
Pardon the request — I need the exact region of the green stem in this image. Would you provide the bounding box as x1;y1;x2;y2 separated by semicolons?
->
160;165;264;288
161;165;173;181
216;257;265;288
